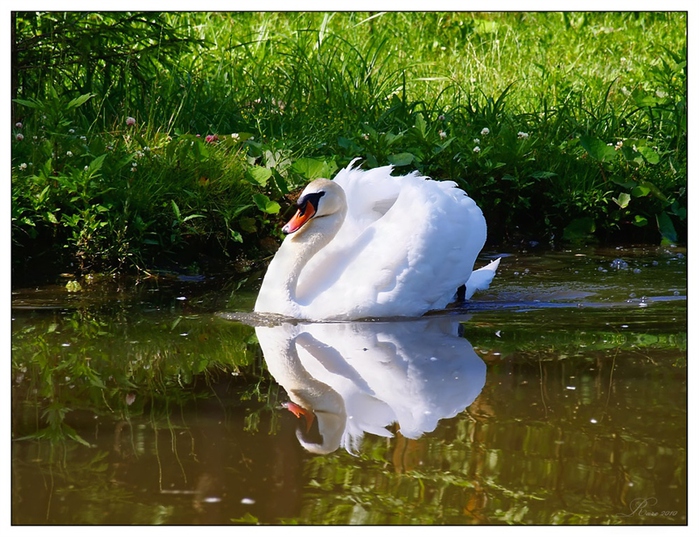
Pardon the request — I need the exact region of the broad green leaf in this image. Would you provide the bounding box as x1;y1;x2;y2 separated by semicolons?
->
632;88;658;108
637;145;660;164
633;214;648;227
562;217;596;242
252;193;281;214
87;154;106;175
291;157;336;180
656;212;678;244
610;176;637;189
239;217;257;233
613;192;631;208
631;184;651;197
387;152;415;166
246;166;272;187
579;136;616;162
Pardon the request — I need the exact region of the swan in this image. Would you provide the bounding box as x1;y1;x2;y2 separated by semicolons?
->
254;159;499;320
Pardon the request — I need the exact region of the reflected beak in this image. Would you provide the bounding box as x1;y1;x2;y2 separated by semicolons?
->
282;202;316;235
283;402;315;433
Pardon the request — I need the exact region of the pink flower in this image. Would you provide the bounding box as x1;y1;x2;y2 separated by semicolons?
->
205;134;219;144
126;117;136;127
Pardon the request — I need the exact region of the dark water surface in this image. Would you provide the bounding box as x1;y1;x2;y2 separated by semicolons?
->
11;246;687;525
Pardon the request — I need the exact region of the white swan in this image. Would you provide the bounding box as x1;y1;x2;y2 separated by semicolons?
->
255;159;499;320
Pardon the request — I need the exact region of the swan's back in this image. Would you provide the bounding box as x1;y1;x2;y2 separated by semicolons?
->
294;163;487;319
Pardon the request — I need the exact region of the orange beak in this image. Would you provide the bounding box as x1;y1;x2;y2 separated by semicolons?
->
282;201;316;235
283;402;315;433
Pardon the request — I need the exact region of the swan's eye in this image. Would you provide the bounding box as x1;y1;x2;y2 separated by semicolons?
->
297;191;325;216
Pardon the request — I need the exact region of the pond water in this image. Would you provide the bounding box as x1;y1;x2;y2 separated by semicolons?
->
11;246;687;525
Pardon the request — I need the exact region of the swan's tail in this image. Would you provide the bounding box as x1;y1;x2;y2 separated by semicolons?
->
464;258;501;299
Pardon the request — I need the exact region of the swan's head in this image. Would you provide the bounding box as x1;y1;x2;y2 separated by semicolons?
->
282;179;346;235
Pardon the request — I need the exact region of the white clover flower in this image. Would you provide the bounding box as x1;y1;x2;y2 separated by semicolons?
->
69;128;75;134
126;117;136;126
66;150;73;157
15;133;24;141
473;138;480;144
481;127;490;136
439;130;447;139
84;166;89;171
80;135;86;141
615;140;623;150
473;146;481;153
517;131;529;139
19;162;27;170
16;122;23;129
438;114;446;121
231;133;240;141
362;133;370;140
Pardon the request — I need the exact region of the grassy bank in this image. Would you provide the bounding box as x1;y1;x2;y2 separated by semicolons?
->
11;12;687;279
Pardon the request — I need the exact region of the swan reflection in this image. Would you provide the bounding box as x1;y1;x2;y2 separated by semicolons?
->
255;317;486;454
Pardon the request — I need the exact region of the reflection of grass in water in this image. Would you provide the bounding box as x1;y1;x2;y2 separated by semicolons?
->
11;306;273;446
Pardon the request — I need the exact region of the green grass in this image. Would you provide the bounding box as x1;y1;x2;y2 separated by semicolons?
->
11;12;687;277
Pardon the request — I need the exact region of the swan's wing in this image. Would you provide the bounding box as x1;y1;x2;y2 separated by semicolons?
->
297;170;487;319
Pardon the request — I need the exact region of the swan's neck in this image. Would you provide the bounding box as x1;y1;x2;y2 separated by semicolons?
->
255;210;346;316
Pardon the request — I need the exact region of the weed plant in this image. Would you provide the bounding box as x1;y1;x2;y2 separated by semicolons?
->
11;11;687;277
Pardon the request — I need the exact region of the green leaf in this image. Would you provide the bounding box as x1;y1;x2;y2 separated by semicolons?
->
246;166;272;187
633;214;649;227
613;192;631;209
272;170;289;195
656;212;678;244
171;200;181;219
183;214;205;222
611;176;637;189
631;184;651;198
414;113;427;138
387;152;415;166
579;136;616;163
87;154;107;176
291;158;336;180
67;93;93;109
529;171;558;179
12;98;40;109
632;88;658;108
230;230;243;243
637;145;660;164
252;193;281;214
562;217;596;242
